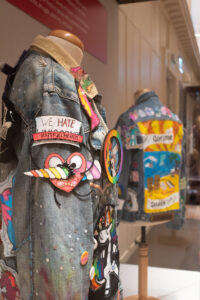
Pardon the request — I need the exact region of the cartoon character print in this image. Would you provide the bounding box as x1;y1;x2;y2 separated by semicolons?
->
44;153;86;193
89;206;119;300
0;174;16;257
0;260;20;300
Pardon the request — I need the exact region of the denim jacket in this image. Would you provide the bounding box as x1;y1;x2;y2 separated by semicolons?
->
0;35;120;300
116;91;185;224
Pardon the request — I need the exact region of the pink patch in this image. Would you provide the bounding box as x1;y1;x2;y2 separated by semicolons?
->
45;153;86;193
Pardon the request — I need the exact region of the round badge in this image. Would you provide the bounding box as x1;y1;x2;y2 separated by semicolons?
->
103;129;123;184
80;251;89;265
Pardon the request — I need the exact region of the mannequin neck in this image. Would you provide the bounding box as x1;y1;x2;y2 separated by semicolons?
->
46;35;83;66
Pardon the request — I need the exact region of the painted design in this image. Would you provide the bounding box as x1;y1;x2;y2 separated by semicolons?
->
124;124;140;149
33;116;82;147
89;206;119;299
137;120;183;213
78;86;100;131
144;107;154;116
129;111;138;121
45;153;86;193
103;130;123;184
0;173;16;257
80;251;89;265
70;66;98;99
0;260;20;299
138;109;146;118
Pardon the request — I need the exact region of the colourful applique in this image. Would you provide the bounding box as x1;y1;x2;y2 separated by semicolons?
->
78;86;100;131
33;116;82;147
129;111;138;121
124;189;138;212
0;173;16;257
138;109;146;118
137;120;183;213
0;260;20;299
130;171;139;182
103;130;123;184
83;160;101;181
70;66;98;99
80;251;89;265
89;206;119;300
124;124;140;149
144;107;154;116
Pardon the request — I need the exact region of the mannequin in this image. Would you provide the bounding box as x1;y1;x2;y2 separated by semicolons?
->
47;29;84;65
0;29;120;300
116;89;184;300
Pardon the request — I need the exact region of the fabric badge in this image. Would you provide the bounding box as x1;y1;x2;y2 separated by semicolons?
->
24;152;86;193
82;160;101;181
129;111;138;121
103;130;123;184
70;66;98;99
32;115;83;147
124;124;140;150
0;170;16;257
130;171;139;182
89;205;119;300
78;85;100;131
0;260;20;299
124;188;138;212
89;100;108;150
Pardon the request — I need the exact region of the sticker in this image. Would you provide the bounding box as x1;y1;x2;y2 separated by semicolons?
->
130;171;139;182
70;66;98;99
33;116;82;147
89;205;119;299
103;130;123;184
80;251;89;265
45;153;86;193
0;170;16;257
78;85;100;131
0;260;20;299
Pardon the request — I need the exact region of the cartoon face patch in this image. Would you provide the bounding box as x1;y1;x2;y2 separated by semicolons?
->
44;153;86;193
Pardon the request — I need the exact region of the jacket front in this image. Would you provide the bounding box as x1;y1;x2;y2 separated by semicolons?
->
0;36;120;300
116;91;185;223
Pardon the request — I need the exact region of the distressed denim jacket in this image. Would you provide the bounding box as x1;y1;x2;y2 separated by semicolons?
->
116;91;185;225
0;35;120;300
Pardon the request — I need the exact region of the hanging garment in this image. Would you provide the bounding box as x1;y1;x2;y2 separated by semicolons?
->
116;91;185;225
0;35;121;300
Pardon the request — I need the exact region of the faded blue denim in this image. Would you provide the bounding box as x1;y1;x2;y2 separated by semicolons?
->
116;91;185;226
5;50;119;300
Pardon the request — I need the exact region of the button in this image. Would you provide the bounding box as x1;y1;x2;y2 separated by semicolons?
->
80;251;88;265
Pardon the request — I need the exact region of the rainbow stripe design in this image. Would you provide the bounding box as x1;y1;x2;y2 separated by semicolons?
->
104;130;123;184
24;167;70;179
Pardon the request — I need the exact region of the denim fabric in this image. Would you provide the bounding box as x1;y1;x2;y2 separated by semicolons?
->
116;92;185;225
2;49;120;300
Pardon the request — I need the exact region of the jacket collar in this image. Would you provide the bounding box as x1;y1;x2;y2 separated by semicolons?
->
30;35;79;72
136;91;158;105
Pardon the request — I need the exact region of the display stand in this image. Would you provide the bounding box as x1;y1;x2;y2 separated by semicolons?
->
124;221;169;300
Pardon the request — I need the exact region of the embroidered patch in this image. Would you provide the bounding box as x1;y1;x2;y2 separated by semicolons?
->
83;160;101;181
70;66;98;99
130;171;139;182
89;205;119;300
78;85;100;131
24;153;87;193
103;130;123;184
0;260;20;299
124;189;138;212
0;171;16;257
45;153;86;193
33;116;82;147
